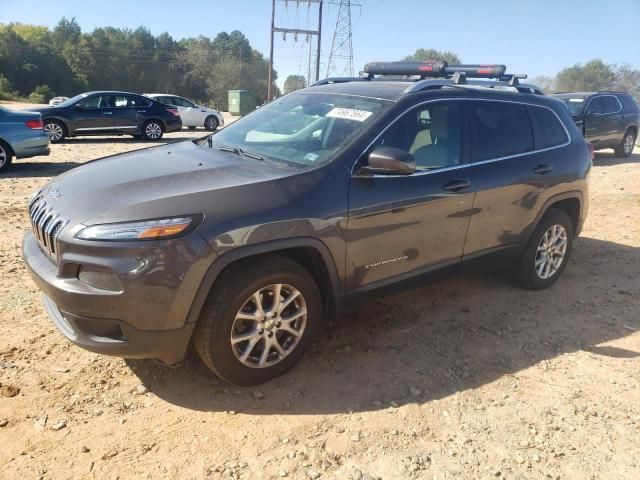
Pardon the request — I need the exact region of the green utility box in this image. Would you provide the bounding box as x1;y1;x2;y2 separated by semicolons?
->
228;90;257;116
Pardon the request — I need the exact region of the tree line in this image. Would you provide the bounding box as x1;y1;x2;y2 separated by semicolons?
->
0;18;280;110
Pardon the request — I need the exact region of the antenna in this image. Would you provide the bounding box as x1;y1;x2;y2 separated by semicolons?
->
326;0;360;78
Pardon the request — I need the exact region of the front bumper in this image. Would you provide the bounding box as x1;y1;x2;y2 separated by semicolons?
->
23;230;215;364
41;294;194;364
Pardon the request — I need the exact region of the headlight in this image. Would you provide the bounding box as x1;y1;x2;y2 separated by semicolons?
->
76;217;194;241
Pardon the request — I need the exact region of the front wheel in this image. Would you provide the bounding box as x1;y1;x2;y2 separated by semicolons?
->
204;115;219;131
44;120;66;143
0;141;13;172
614;130;636;158
142;120;164;141
515;208;574;290
193;255;322;385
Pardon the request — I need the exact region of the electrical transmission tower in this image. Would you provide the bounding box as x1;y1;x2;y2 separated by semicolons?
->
268;0;324;101
326;0;360;77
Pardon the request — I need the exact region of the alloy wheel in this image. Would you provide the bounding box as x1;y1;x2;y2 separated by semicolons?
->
0;145;6;168
624;134;634;155
145;122;162;140
45;122;64;141
535;224;568;280
205;116;218;130
230;284;307;368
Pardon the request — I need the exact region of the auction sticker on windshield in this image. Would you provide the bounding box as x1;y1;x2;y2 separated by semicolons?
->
326;108;373;122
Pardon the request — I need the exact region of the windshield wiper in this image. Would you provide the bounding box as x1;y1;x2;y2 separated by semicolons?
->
218;145;264;161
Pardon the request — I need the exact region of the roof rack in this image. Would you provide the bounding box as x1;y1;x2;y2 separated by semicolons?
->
310;61;543;95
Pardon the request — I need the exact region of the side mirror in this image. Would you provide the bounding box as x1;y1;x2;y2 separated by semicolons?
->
359;147;416;175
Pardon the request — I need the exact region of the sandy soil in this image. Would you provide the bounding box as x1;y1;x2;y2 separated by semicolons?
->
1;101;639;480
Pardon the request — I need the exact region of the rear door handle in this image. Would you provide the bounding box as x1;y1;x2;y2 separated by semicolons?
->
136;110;147;113
442;179;471;192
102;111;113;115
533;164;553;175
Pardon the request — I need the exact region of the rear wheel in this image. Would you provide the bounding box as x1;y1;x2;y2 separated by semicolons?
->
44;120;66;143
515;208;574;290
204;115;219;131
0;141;13;172
142;120;164;141
614;130;636;158
193;255;322;385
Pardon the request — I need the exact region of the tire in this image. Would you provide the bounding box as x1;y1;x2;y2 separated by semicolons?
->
193;255;322;385
204;115;219;131
44;119;66;143
515;208;574;290
142;120;164;141
0;140;13;172
614;129;636;158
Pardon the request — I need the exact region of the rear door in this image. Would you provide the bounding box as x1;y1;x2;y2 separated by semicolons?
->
347;100;476;290
113;95;152;133
73;95;115;132
600;95;625;145
463;100;569;256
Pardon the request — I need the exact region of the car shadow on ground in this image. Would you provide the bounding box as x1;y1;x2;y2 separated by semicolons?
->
128;236;639;415
593;150;639;166
0;161;83;178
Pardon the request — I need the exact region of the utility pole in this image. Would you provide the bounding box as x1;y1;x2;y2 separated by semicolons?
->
268;0;323;101
326;0;359;78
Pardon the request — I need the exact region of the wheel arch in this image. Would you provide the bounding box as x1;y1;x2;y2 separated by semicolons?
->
527;191;584;242
0;137;15;157
185;238;344;327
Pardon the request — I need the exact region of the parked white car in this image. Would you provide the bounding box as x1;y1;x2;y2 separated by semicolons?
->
144;94;224;131
49;96;69;106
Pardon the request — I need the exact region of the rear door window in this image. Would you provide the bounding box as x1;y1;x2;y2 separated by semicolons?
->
470;101;533;161
528;106;568;149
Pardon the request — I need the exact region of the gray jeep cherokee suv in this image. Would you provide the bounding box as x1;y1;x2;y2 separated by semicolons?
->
23;62;592;385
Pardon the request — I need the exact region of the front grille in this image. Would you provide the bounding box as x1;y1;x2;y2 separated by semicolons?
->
28;194;67;259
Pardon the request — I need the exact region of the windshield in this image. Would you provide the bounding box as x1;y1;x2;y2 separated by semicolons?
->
55;93;89;108
198;92;391;167
556;96;586;116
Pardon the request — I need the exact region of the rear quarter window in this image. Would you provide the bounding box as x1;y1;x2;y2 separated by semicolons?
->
527;106;568;149
620;94;640;113
470;101;533;161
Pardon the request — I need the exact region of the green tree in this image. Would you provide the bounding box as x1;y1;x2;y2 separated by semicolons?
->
404;48;461;64
283;75;306;94
555;59;616;92
613;64;640;103
529;75;556;94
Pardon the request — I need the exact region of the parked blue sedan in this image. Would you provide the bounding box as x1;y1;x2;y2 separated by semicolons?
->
0;106;50;172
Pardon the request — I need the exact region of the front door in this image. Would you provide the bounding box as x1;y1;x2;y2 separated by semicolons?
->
73;95;115;133
346;100;475;291
584;96;609;145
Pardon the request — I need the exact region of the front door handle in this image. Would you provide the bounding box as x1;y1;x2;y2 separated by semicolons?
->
533;164;553;175
102;111;113;115
442;179;471;192
136;110;147;113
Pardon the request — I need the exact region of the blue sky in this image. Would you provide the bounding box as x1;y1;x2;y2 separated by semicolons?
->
1;0;639;87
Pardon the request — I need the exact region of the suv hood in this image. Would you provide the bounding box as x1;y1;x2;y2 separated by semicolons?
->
38;141;301;226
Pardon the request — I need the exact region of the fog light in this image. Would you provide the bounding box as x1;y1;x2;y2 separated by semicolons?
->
78;267;123;292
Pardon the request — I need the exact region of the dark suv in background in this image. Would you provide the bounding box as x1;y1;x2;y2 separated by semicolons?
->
554;91;639;157
23;62;592;386
27;91;182;142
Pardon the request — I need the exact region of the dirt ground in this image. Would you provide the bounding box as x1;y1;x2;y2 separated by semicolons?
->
1;101;639;480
